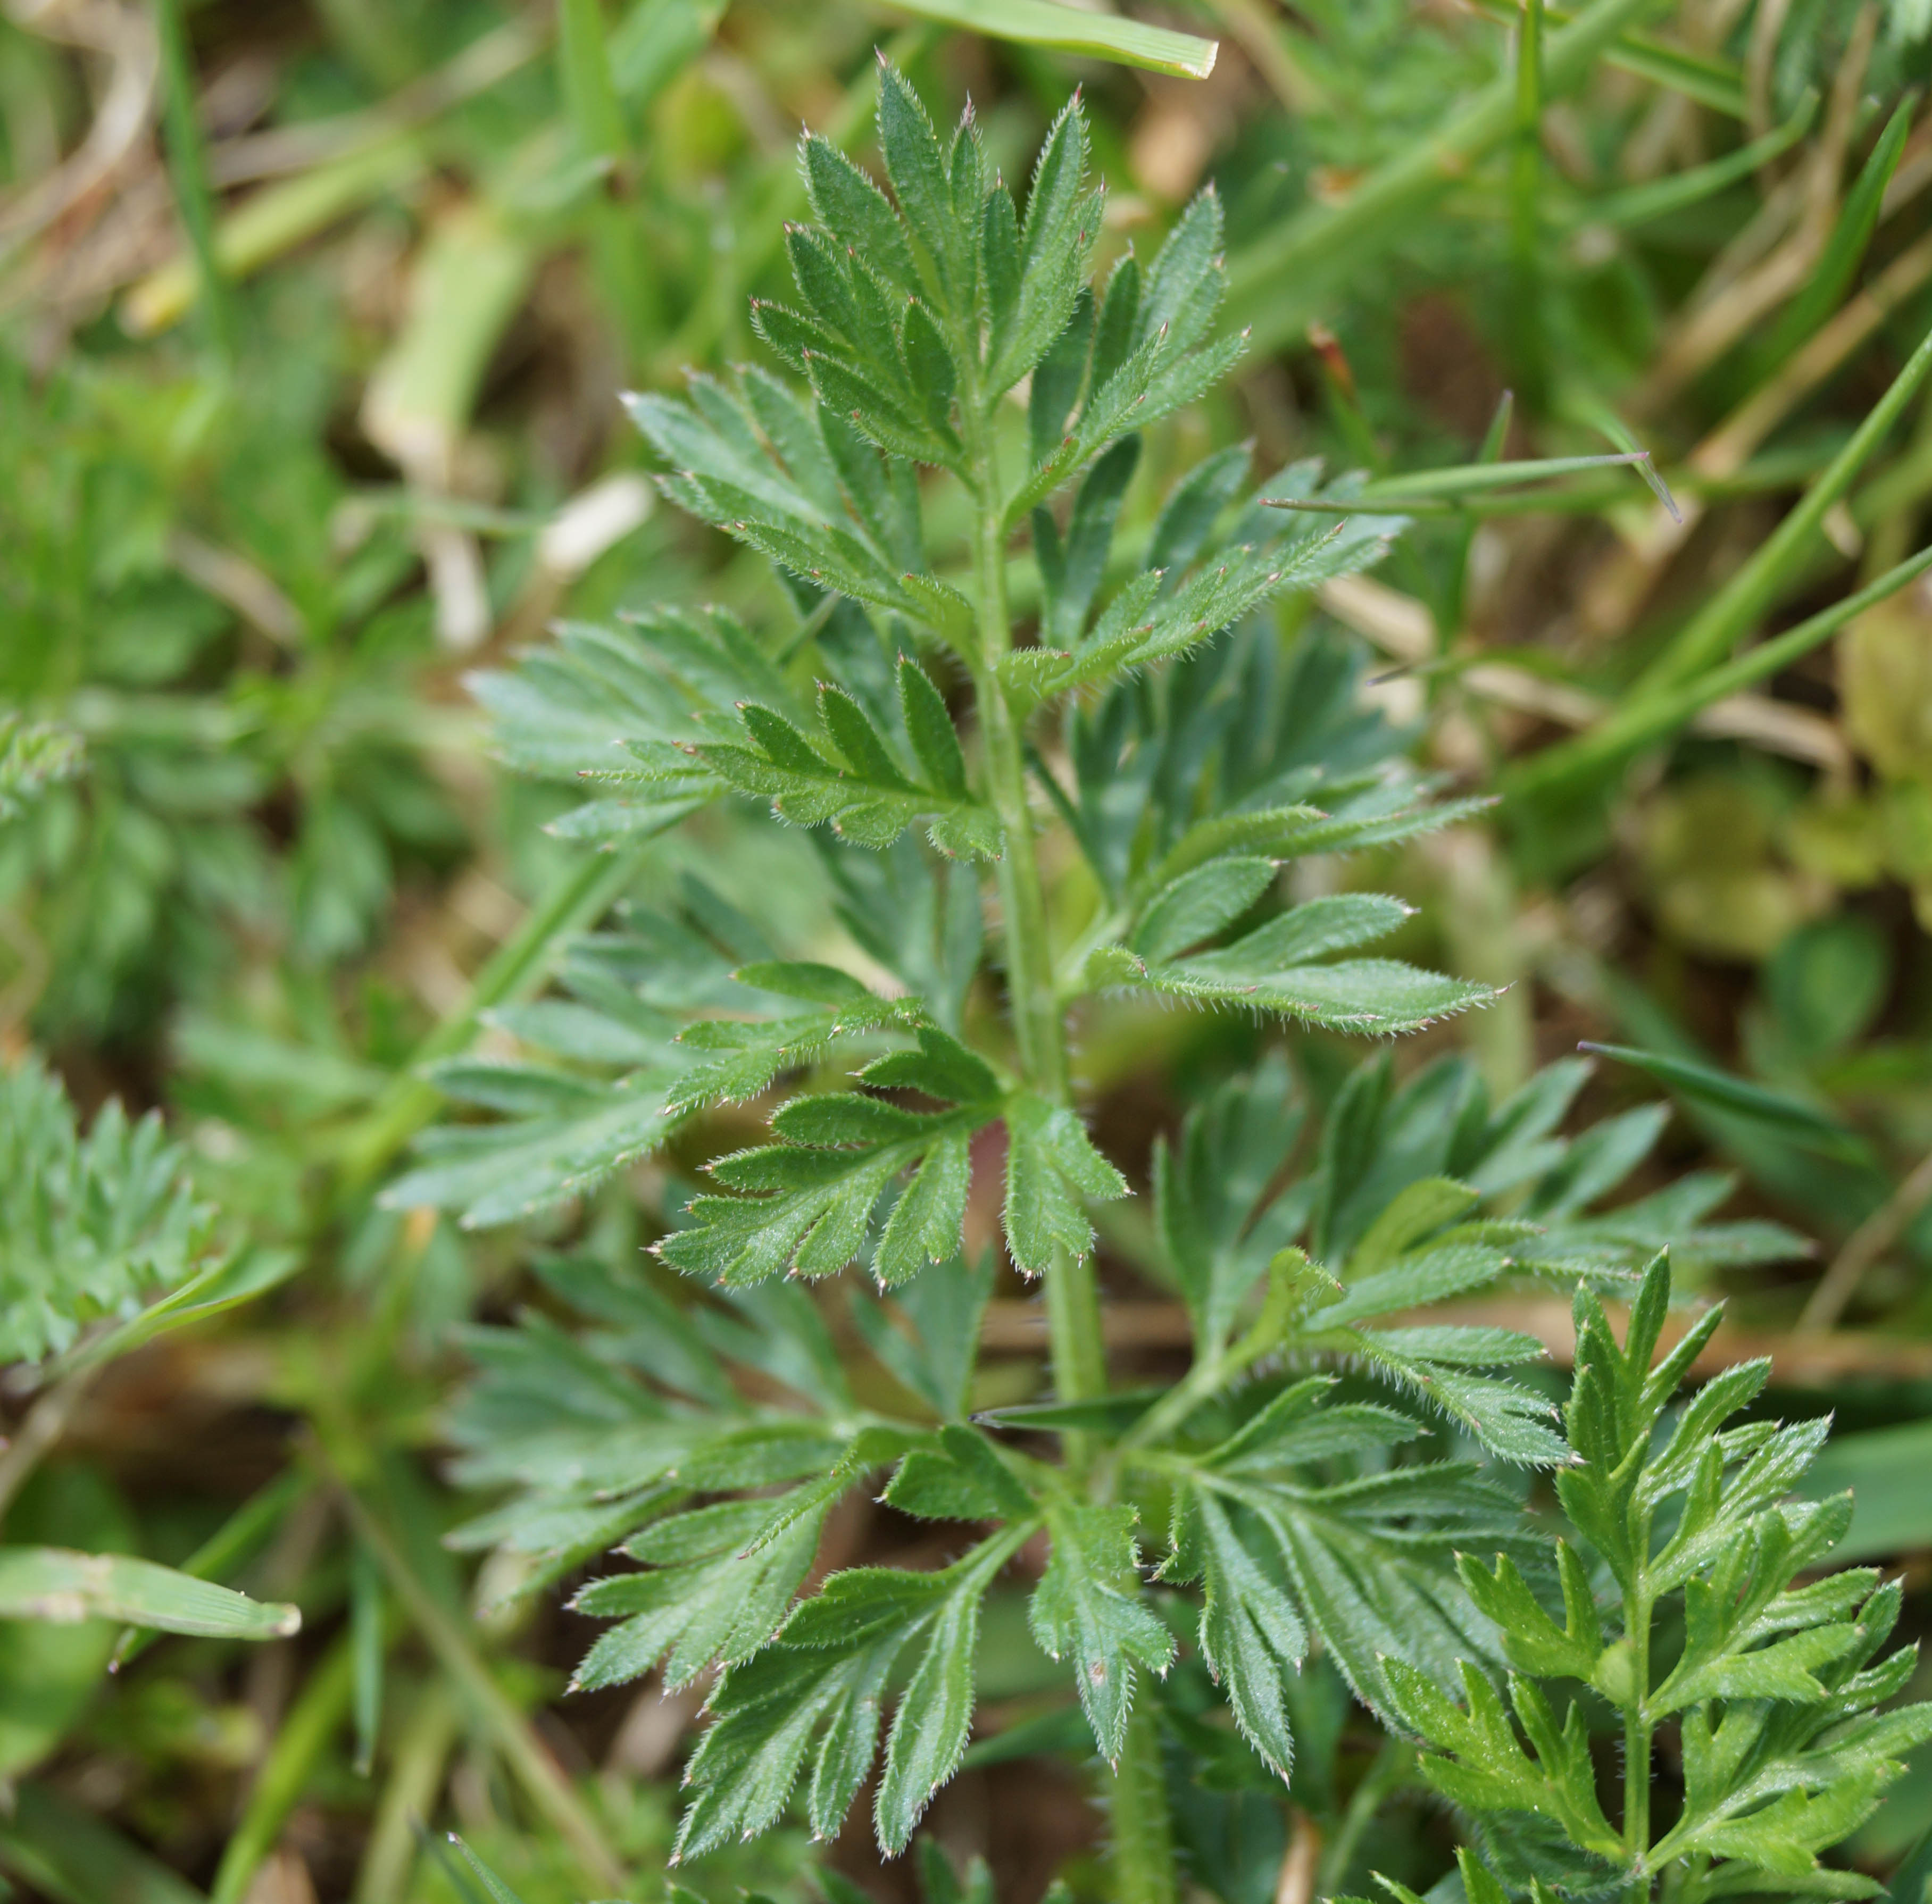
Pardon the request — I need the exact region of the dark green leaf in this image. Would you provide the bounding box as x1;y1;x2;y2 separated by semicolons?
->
1578;1043;1867;1160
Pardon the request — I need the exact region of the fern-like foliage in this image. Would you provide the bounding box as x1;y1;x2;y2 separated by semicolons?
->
400;616;1482;1239
443;1049;1798;1858
0;1053;220;1365
396;62;1814;1873
1378;1253;1932;1900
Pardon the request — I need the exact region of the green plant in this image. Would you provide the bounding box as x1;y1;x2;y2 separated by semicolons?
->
0;1053;219;1366
396;62;1860;1895
9;2;1932;1895
0;714;82;823
0;1053;297;1640
1377;1252;1932;1899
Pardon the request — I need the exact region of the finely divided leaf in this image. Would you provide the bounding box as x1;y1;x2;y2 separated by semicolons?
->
701;689;1000;858
1;1055;224;1366
1002;1094;1129;1275
676;1533;1025;1859
1092;895;1492;1035
662;1026;1004;1287
1028;1500;1174;1762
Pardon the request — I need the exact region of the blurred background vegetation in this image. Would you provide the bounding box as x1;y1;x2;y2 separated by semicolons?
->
3;0;1932;1898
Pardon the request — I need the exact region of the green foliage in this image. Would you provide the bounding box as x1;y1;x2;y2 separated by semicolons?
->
0;1054;221;1365
10;3;1932;1897
0;714;83;822
418;65;1484;1266
444;1046;1800;1851
1381;1255;1932;1899
0;343;464;1041
397;61;1881;1878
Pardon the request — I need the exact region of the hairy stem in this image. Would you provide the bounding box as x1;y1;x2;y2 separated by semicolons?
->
1624;1579;1653;1895
967;382;1157;1889
968;414;1105;1410
1110;1704;1181;1904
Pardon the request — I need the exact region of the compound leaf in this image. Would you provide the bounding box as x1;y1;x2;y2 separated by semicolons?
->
1028;1500;1174;1762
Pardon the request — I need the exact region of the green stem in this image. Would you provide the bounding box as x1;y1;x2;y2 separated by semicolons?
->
1509;0;1548;409
964;343;1157;1892
1110;1705;1180;1904
981;684;1068;1104
1318;1736;1414;1894
335;840;647;1193
1624;1580;1653;1897
352;1681;459;1904
967;411;1105;1412
334;1475;626;1890
0;1362;97;1525
211;1638;354;1904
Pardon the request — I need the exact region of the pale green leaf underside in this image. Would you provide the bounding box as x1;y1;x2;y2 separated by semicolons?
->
0;1547;299;1640
881;0;1217;78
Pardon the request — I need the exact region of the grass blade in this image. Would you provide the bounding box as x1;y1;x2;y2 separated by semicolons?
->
337;840;649;1191
211;1642;354;1904
1468;0;1746;113
1223;0;1665;351
351;1539;385;1777
1506;539;1932;799
558;0;628;168
0;1783;204;1904
1263;453;1668;513
1362;453;1661;503
881;0;1217;77
123;136;424;336
1578;90;1817;228
153;0;235;357
451;1838;535;1904
334;1477;626;1889
1757;96;1913;373
1510;0;1547;403
1577;1042;1866;1157
414;1831;506;1904
0;1548;300;1639
112;1468;311;1670
1564;396;1683;519
1632;320;1932;694
1439;390;1517;634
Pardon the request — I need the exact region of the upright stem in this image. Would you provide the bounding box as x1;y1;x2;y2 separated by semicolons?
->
967;422;1105;1410
1623;1579;1652;1898
965;388;1165;1901
1111;1704;1181;1904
